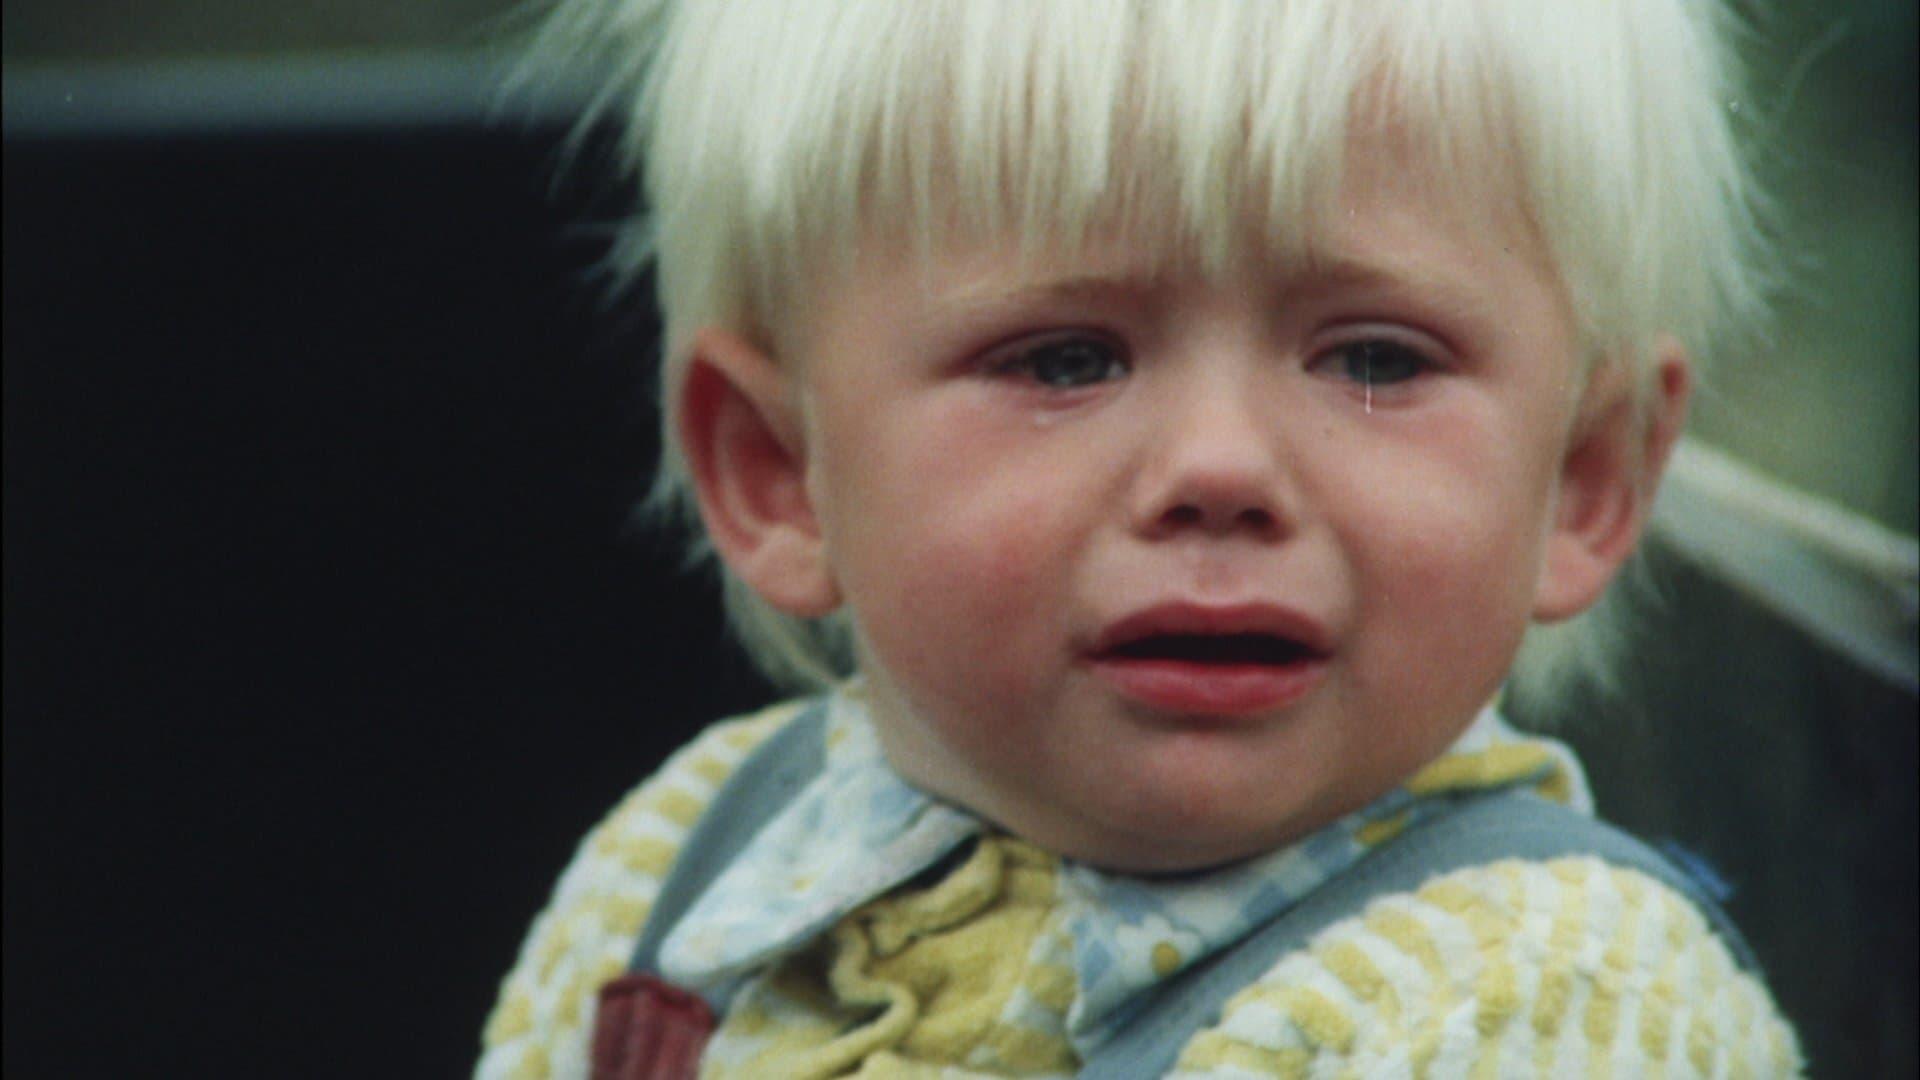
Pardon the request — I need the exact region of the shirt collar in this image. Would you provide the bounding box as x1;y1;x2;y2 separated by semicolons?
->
658;688;981;987
660;686;1589;1048
1056;704;1588;1050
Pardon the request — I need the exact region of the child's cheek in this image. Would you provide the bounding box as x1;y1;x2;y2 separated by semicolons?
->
866;484;1069;708
914;488;1059;628
882;414;1067;611
1344;463;1545;669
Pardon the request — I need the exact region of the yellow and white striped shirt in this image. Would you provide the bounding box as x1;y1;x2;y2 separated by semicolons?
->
478;697;1801;1078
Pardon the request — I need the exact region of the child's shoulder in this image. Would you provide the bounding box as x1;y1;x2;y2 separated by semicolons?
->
475;699;807;1080
1174;855;1803;1078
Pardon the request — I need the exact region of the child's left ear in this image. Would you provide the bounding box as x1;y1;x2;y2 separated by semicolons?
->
1533;339;1692;622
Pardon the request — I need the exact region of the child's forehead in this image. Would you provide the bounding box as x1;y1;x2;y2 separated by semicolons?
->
826;139;1555;328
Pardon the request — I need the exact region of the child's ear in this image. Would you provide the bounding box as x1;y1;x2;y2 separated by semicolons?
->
677;327;841;618
1532;339;1692;622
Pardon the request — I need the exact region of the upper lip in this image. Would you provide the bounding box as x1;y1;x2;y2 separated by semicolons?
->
1087;601;1333;658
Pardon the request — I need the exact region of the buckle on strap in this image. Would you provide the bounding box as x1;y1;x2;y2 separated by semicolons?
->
590;973;715;1080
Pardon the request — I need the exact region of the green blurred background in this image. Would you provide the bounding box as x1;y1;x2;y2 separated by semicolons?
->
4;0;1915;535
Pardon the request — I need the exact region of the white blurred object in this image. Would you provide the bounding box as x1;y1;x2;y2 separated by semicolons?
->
1653;439;1919;691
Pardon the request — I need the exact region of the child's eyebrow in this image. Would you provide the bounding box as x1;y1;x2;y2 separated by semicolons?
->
935;272;1170;314
1293;251;1509;327
1302;251;1469;295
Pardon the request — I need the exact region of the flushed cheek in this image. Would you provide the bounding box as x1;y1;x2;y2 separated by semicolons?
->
1342;479;1541;655
1344;420;1550;571
1369;500;1527;594
847;479;1073;698
869;413;1075;597
851;561;1057;803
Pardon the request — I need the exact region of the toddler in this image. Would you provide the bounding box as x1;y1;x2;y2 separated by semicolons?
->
481;1;1804;1075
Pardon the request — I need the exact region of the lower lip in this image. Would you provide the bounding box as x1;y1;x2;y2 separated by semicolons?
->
1089;657;1327;717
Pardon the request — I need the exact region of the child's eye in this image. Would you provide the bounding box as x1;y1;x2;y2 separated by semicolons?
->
1315;339;1435;388
990;334;1130;389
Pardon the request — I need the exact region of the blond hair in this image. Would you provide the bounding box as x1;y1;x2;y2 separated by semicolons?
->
521;0;1776;691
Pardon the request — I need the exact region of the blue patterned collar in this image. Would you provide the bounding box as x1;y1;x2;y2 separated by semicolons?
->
659;683;1589;1054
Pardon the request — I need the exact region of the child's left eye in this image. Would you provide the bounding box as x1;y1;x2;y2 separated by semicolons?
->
1314;339;1435;387
990;335;1130;389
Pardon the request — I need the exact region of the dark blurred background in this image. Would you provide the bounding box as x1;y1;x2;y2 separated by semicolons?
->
4;2;1914;1077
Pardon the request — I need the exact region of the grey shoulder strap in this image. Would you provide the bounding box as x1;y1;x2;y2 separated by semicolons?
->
623;700;831;990
1086;791;1762;1080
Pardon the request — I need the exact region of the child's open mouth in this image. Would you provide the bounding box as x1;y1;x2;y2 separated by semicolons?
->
1105;632;1316;666
1088;609;1331;717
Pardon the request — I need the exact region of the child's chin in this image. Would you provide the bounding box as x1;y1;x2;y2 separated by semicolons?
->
1046;800;1310;875
1068;831;1284;876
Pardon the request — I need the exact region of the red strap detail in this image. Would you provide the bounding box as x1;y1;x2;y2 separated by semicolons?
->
589;973;716;1080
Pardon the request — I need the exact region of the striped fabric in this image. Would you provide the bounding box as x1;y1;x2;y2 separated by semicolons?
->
477;700;1800;1078
1171;857;1801;1077
477;702;802;1080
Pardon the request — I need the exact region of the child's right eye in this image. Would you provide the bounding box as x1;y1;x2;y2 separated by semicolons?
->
989;334;1130;389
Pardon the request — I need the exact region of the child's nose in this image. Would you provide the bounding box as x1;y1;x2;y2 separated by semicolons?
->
1131;376;1291;541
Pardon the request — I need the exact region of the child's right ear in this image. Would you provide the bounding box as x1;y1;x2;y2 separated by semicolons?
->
676;327;842;618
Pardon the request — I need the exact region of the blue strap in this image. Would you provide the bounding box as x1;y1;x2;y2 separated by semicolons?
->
1084;790;1762;1080
623;700;830;1009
